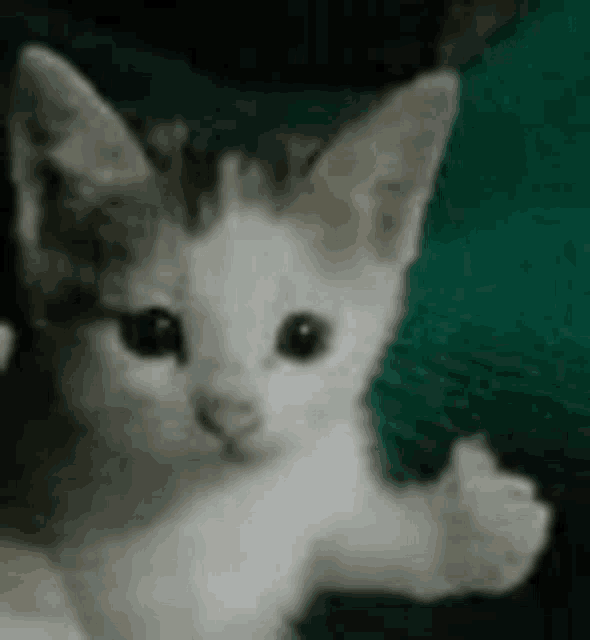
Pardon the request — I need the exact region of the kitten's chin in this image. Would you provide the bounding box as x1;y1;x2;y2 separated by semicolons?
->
126;413;226;461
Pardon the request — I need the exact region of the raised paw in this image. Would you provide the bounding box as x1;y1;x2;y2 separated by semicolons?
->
432;436;553;593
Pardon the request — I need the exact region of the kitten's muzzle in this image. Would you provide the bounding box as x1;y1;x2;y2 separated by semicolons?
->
196;396;259;440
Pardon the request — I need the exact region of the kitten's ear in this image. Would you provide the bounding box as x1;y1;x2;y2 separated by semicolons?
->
9;44;155;317
11;43;151;192
284;68;460;267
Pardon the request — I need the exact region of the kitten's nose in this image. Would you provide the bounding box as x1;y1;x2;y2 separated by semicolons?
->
195;395;259;441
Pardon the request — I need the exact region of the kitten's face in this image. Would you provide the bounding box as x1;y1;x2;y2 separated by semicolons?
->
11;43;459;490
58;186;398;475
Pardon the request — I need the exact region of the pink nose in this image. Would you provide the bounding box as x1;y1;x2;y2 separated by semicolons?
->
196;395;259;440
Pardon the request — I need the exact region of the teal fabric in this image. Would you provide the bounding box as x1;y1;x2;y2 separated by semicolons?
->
372;0;590;483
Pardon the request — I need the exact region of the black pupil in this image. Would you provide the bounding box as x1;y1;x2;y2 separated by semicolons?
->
277;313;326;361
121;308;180;357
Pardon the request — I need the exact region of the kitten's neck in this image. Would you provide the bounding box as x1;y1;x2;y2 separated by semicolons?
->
50;416;378;564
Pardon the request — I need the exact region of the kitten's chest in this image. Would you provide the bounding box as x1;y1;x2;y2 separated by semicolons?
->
70;503;299;639
71;431;369;639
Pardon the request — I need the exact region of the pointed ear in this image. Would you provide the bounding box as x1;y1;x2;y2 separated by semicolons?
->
11;43;151;191
9;44;159;321
282;68;460;267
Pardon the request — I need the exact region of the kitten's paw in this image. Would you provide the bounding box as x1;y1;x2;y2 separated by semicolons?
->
432;436;553;594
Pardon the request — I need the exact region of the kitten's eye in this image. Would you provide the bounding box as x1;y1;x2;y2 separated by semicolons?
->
275;312;329;362
120;308;183;358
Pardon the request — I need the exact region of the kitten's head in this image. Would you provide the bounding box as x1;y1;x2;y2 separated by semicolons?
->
9;44;459;482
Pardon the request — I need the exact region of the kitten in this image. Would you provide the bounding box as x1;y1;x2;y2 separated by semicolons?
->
1;43;552;639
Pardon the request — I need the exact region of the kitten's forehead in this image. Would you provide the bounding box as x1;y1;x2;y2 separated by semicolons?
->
101;202;397;317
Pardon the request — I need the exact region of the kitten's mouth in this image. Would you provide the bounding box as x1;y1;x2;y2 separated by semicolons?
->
196;406;224;437
195;403;260;463
220;439;246;462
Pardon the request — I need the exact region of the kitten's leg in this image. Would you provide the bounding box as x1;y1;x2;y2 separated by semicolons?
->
310;435;553;601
